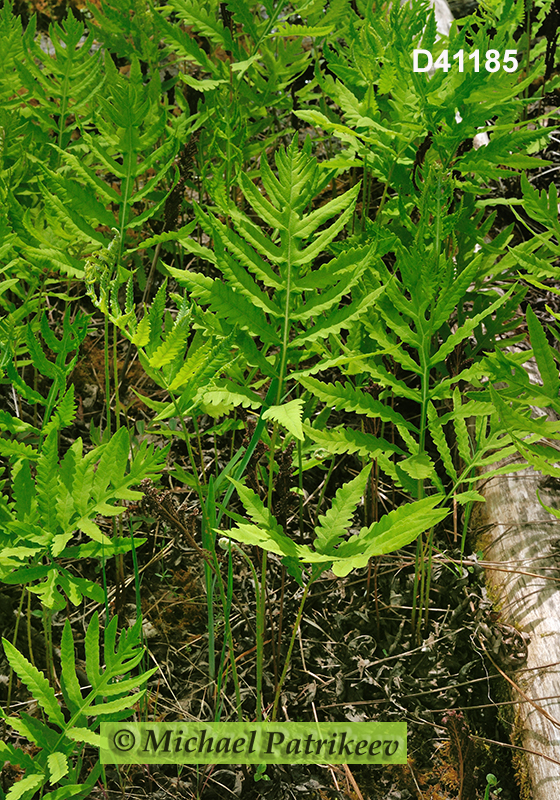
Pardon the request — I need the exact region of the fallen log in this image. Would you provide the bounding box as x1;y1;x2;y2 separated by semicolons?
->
415;3;554;795
473;412;560;798
422;1;560;788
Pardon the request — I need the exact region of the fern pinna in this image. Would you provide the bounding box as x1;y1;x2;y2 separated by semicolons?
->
0;614;156;800
0;413;167;610
168;135;382;405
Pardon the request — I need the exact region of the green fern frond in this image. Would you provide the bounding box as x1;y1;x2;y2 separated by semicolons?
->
526;304;560;400
168;0;236;52
148;315;191;369
304;424;404;459
169;330;237;394
360;361;420;402
223;476;447;578
427;402;457;484
199;207;283;289
168;272;281;344
1;613;155;799
0;438;38;460
217;242;283;318
36;430;60;534
2;422;165;604
268;22;334;38
2;639;65;728
0;0;24;105
0;410;37;435
200;380;262;411
452;389;474;464
314;465;370;553
291;288;383;345
299;376;418;431
154;8;214;70
428;285;516;367
262;399;304;440
42;385;77;440
91;426;129;500
222;0;260;41
327;496;447;577
519;172;560;237
18;13;104;150
53;148;122;207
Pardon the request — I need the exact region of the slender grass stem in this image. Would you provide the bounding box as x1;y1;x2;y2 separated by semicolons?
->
169;394;242;711
411;538;422;641
423;528;434;628
297;438;304;537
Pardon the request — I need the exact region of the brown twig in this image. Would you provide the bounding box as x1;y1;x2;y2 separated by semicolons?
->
479;637;560;730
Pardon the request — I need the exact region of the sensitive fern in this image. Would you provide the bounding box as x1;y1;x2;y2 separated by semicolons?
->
18;13;104;155
170;135;382;403
0;614;156;800
1;421;167;608
223;466;447;579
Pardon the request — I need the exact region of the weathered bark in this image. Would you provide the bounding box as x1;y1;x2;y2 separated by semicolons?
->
473;436;560;798
413;0;555;790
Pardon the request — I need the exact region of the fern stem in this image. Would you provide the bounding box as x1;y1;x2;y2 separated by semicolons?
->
267;423;279;510
360;155;369;230
297;438;304;538
412;318;432;639
170;396;215;681
277;172;295;404
205;556;216;684
214;551;243;718
257;550;267;721
127;517;143;635
271;578;312;722
112;324;120;432
412;336;430;639
313;456;336;528
225;62;234;225
250;0;285;58
170;395;243;704
101;546;110;627
42;605;54;686
217;380;278;527
411;537;422;642
374;157;397;221
523;0;532;110
423;527;434;628
215;541;243;721
6;586;27;713
26;588;36;670
103;315;111;436
111;319;127;609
